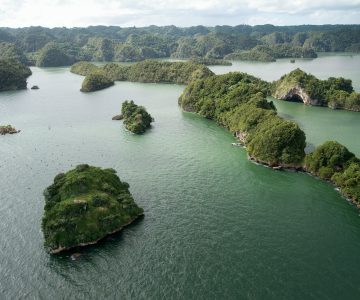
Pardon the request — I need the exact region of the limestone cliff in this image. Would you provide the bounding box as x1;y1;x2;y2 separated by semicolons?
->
272;68;360;111
273;85;321;106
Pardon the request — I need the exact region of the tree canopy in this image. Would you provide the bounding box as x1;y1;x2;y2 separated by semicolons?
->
81;72;114;92
72;60;214;86
0;59;32;91
1;25;359;65
42;164;144;253
179;72;306;167
121;100;154;134
36;42;75;67
273;68;360;111
305;141;360;203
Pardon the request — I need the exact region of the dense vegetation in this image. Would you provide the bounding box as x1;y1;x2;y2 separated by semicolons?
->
0;59;32;91
0;42;29;64
81;72;114;92
179;72;306;167
305;141;360;203
1;25;359;65
179;71;359;202
70;61;99;76
224;45;317;62
72;60;214;85
273;68;360;111
189;57;232;66
36;42;75;67
120;100;154;134
42;164;144;253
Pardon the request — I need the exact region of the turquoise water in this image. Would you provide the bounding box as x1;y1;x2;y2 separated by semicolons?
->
0;55;360;299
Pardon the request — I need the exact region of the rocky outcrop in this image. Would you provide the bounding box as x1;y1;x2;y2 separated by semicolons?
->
273;85;321;106
0;125;20;135
247;154;303;170
112;114;123;120
235;131;247;144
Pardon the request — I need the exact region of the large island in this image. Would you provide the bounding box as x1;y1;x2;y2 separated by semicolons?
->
179;72;306;168
71;60;214;86
179;71;360;204
42;164;144;253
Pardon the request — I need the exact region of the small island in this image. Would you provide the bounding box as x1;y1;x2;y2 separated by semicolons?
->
0;59;32;91
0;125;20;135
80;72;114;92
42;164;144;253
119;100;154;134
272;68;360;111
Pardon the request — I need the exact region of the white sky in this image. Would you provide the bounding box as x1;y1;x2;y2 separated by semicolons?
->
0;0;360;28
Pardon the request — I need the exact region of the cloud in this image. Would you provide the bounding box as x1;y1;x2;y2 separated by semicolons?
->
0;0;359;28
248;0;360;14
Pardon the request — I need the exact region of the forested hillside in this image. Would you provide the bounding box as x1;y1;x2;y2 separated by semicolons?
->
1;25;359;66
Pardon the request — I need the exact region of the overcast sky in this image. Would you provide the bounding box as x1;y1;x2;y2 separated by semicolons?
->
1;0;360;28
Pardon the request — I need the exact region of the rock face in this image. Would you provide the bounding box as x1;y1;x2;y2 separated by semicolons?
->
42;164;144;254
235;131;247;144
112;114;123;120
0;125;20;135
274;85;321;106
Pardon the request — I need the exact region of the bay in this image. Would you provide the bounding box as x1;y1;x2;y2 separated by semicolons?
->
1;54;360;299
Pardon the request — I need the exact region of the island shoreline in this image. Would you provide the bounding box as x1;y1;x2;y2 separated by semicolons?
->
245;145;360;208
50;212;144;254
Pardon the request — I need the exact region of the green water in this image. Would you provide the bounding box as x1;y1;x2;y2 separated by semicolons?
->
0;55;360;299
209;53;360;155
211;53;360;91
